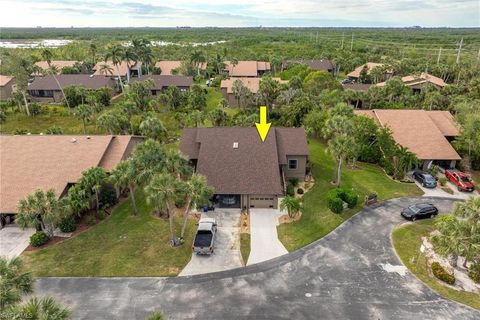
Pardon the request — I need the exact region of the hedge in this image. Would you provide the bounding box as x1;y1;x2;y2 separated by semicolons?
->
326;188;359;214
431;262;455;285
30;231;49;247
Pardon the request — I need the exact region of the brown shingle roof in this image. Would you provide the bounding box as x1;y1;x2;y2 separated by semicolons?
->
0;75;14;87
27;75;115;91
426;111;459;136
298;59;335;72
180;127;308;195
347;63;392;79
224;61;271;77
0;135;136;214
93;60;141;76
35;61;78;73
131;75;193;89
377;72;447;88
354;109;460;161
154;61;206;75
342;83;372;91
220;77;287;94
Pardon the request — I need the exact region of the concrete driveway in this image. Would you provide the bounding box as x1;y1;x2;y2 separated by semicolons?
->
36;197;480;319
247;209;288;266
414;180;479;199
179;210;243;276
0;225;35;259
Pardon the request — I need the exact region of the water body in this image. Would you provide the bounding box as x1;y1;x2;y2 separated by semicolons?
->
0;39;73;48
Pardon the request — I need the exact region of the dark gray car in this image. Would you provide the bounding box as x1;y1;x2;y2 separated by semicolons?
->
413;170;437;188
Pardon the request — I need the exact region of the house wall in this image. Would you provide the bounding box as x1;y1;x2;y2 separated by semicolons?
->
0;80;15;100
28;90;63;103
284;155;307;180
122;137;144;160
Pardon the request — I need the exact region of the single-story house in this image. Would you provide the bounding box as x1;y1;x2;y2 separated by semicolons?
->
154;60;207;75
0;75;16;101
347;63;393;83
34;60;79;75
0;135;143;216
354;109;461;170
224;61;271;77
131;75;194;94
93;60;142;78
220;77;288;107
290;59;335;74
377;72;447;93
180;127;309;210
27;75;118;103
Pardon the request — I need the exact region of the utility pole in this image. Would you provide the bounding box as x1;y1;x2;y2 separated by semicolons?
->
477;48;480;65
341;32;345;49
315;32;318;44
350;33;354;51
456;37;463;64
436;48;442;65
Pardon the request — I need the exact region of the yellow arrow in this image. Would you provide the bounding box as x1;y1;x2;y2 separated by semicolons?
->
255;106;271;142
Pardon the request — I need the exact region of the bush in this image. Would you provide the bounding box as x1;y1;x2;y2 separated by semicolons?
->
96;210;106;221
86;215;96;226
297;188;304;195
326;188;359;213
13;128;28;135
175;197;186;208
431;262;455;285
45;126;63;135
289;178;299;187
468;263;480;284
58;217;76;233
343;189;358;208
438;177;448;186
99;185;117;208
286;184;295;196
29;103;42;116
30;231;49;247
327;193;344;214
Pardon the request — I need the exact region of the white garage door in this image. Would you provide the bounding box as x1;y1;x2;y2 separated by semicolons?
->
249;195;275;208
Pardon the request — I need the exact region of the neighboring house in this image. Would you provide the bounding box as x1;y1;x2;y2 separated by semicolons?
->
93;60;142;78
180;127;309;209
154;60;207;75
34;60;78;74
347;62;393;82
224;61;271;77
0;135;143;216
377;72;447;93
131;75;194;94
220;77;288;107
0;75;15;100
342;83;372;108
354;109;461;170
289;59;335;74
27;75;118;103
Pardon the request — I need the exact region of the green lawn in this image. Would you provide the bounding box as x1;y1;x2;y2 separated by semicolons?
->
392;220;480;310
21;191;196;277
205;87;223;112
240;233;251;265
278;139;423;252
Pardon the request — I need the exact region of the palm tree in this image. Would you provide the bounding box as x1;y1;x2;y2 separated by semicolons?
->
163;148;192;178
0;257;33;309
81;167;107;214
327;134;353;186
232;79;246;107
395;146;419;180
10;296;70;319
98;63;114;76
97;112;121;134
16;189;64;238
123;46;137;84
41;48;70;108
178;175;214;240
74;104;94;134
190;50;206;76
453;196;480;235
431;215;463;267
280;196;302;218
145;173;180;246
139;116;167;142
105;44;125;92
89;43;97;64
64;184;90;217
109;159;141;215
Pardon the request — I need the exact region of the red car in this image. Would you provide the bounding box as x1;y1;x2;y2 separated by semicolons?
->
445;169;475;192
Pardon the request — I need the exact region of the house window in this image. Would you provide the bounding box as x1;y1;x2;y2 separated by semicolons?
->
288;159;298;170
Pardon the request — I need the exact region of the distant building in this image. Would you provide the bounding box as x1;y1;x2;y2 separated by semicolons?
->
287;59;335;74
34;60;78;75
93;60;142;79
154;60;207;75
347;63;393;83
0;75;15;100
130;75;194;94
223;61;271;77
220;77;287;107
377;72;447;93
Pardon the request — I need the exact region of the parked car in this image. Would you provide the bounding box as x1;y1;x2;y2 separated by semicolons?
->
445;169;475;192
341;78;354;84
192;218;217;255
401;203;438;221
413;170;437;188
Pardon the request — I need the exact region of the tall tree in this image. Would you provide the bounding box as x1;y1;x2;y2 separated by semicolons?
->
81;167;107;214
0;257;33;309
139;116;167;142
109;160;141;215
41;49;70;108
105;44;125;92
454;196;480;235
74;104;94;134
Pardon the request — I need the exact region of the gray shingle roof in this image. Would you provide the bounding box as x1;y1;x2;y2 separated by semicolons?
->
132;75;193;90
27;75;115;91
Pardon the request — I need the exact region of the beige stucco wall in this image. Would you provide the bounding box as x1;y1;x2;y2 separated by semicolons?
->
284;155;307;180
0;80;15;101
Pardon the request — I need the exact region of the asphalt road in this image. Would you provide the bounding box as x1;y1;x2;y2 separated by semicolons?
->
36;197;480;320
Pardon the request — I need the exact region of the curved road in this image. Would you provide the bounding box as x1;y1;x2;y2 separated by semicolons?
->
36;197;480;319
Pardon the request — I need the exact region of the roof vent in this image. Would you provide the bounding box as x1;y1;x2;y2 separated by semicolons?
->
70;138;77;143
233;142;239;149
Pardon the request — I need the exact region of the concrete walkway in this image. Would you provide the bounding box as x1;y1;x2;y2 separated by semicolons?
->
179;210;243;276
247;209;288;266
0;225;35;259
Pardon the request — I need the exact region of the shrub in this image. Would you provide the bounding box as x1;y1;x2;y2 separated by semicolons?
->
468;263;480;284
29;103;41;116
286;184;295;196
343;189;358;208
297;188;304;195
175;197;186;208
86;215;96;226
58;217;76;233
289;178;299;187
30;231;49;247
431;262;455;285
13;128;28;135
96;210;106;221
45;126;63;135
99;185;117;208
438;177;448;186
428;165;440;177
327;194;344;214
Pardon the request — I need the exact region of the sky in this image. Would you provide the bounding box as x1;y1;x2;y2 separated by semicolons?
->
0;0;479;28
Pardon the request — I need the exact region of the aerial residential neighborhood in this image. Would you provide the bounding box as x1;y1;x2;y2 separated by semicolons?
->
0;1;479;320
